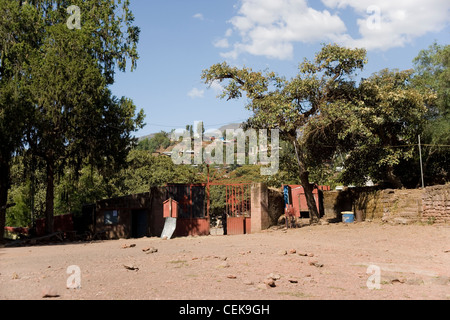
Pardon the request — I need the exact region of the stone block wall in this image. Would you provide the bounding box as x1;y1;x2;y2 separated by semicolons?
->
422;184;450;223
323;187;386;221
323;184;449;224
267;187;285;225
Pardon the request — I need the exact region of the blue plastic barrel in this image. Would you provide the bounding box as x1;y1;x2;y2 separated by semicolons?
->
342;212;355;223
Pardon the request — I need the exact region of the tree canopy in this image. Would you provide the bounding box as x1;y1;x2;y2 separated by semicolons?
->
202;44;437;221
0;0;144;237
202;44;368;222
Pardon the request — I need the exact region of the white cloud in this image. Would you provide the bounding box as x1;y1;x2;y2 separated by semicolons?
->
193;13;204;20
188;88;205;99
213;38;230;48
222;0;347;60
323;0;450;50
220;0;450;60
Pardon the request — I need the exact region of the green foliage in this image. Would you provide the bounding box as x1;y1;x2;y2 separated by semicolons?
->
203;43;442;196
0;1;144;235
202;44;368;221
0;0;42;237
411;42;450;185
137;131;171;153
335;69;432;187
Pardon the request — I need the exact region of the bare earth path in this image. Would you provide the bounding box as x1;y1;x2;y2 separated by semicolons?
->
1;222;449;300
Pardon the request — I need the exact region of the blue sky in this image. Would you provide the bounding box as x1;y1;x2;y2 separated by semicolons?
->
110;0;450;138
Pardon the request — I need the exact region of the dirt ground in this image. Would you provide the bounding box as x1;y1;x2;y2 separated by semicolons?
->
1;222;449;300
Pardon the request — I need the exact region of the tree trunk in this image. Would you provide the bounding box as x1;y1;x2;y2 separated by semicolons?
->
45;158;55;235
300;170;320;224
386;166;403;189
0;156;10;242
292;139;321;224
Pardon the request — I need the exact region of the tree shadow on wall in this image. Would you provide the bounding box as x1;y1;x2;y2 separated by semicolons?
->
332;186;383;222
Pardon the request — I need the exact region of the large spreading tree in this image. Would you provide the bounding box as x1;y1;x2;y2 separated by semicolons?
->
203;44;434;222
203;44;367;223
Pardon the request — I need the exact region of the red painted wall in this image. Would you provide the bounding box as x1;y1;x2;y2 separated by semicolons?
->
174;218;210;237
36;214;74;236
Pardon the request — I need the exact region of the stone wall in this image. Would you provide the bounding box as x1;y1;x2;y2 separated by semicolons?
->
323;187;386;222
267;187;285;225
422;184;450;223
323;184;449;224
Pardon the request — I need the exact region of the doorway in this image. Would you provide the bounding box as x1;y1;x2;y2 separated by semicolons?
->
131;210;148;238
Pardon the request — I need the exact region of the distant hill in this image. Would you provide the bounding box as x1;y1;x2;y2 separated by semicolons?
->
137;133;155;142
137;123;244;141
217;123;244;132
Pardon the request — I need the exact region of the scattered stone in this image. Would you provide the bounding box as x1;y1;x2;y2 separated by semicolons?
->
278;250;287;256
391;278;405;284
123;264;139;271
288;279;299;284
12;272;19;280
214;255;228;261
299;252;314;257
309;261;324;268
42;286;60;299
218;261;230;268
264;278;276;288
289;249;297;254
243;280;254;285
227;274;237;279
142;247;158;254
267;273;281;280
121;244;136;249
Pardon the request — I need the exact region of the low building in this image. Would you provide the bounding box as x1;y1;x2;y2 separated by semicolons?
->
88;185;210;240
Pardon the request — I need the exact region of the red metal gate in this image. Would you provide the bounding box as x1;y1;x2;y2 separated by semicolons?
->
225;184;251;217
224;184;251;235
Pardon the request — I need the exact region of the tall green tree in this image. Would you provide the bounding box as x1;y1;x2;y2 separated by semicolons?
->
21;0;143;234
412;42;449;185
0;1;41;240
202;44;367;223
